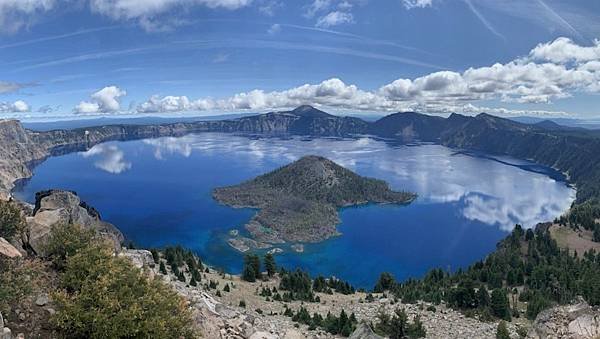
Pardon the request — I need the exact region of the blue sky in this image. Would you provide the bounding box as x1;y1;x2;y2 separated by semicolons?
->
1;0;600;121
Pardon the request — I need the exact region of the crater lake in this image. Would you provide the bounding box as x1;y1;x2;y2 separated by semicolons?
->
13;133;576;288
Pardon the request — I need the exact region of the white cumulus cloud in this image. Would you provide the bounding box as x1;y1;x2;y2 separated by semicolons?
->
75;86;127;114
529;37;600;64
0;0;56;33
89;0;251;30
90;0;251;18
316;11;354;28
0;100;30;113
85;37;600;118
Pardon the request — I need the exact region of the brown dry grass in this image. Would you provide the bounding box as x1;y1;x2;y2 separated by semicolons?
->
549;224;600;255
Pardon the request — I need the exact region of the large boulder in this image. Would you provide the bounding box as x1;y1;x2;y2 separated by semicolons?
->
119;249;155;269
24;190;124;256
0;237;21;258
528;298;600;339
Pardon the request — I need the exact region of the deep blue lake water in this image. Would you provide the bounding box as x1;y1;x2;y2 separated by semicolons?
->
14;133;576;288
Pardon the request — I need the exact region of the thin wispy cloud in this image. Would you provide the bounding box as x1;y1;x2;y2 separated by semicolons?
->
464;0;505;41
173;38;447;69
535;0;586;42
0;26;120;50
13;46;159;73
278;23;437;56
0;81;37;94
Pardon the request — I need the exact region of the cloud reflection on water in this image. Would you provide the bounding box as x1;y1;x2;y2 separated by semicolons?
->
81;144;132;174
137;133;576;231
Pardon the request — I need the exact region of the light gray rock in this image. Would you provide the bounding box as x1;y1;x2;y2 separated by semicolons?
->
283;329;304;339
528;298;600;339
0;238;21;258
24;190;124;256
119;249;155;269
1;327;11;339
0;311;4;328
349;322;383;339
35;294;49;306
249;331;278;339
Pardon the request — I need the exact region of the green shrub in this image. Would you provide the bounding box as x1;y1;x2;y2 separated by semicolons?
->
0;258;41;313
52;242;197;338
0;201;24;240
44;223;94;270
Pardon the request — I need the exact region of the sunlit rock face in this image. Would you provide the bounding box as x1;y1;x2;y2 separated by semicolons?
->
25;190;124;256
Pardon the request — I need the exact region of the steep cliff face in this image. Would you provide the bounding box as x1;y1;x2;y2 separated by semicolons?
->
369;111;447;141
0;120;48;199
228;106;368;136
440;114;600;202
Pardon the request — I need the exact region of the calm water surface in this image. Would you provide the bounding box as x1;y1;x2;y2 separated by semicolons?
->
14;133;576;287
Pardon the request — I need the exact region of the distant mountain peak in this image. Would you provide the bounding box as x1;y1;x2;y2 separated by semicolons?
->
290;105;332;118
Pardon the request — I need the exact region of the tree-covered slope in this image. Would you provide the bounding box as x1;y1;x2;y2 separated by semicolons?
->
213;156;416;243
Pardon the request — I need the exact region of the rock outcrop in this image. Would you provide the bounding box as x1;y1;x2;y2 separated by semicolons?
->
24;190;124;256
528;298;600;339
0;237;21;258
118;249;155;269
0;120;47;200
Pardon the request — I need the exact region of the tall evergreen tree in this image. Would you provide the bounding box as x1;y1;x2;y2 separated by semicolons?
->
264;253;277;277
242;254;260;282
491;289;511;321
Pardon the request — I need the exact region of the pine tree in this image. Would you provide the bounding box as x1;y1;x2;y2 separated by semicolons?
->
477;287;490;307
224;283;230;292
242;254;261;282
159;261;167;275
374;272;395;293
150;249;160;264
264;253;277;277
491;289;511;321
242;262;256;282
408;315;426;338
496;321;510;339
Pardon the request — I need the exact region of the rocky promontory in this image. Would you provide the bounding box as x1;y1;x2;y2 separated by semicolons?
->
24;189;124;256
213;155;416;245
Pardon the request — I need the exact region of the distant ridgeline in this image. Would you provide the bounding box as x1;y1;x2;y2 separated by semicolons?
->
3;105;599;202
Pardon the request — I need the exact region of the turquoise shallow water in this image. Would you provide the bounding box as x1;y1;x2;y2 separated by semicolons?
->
13;133;576;288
